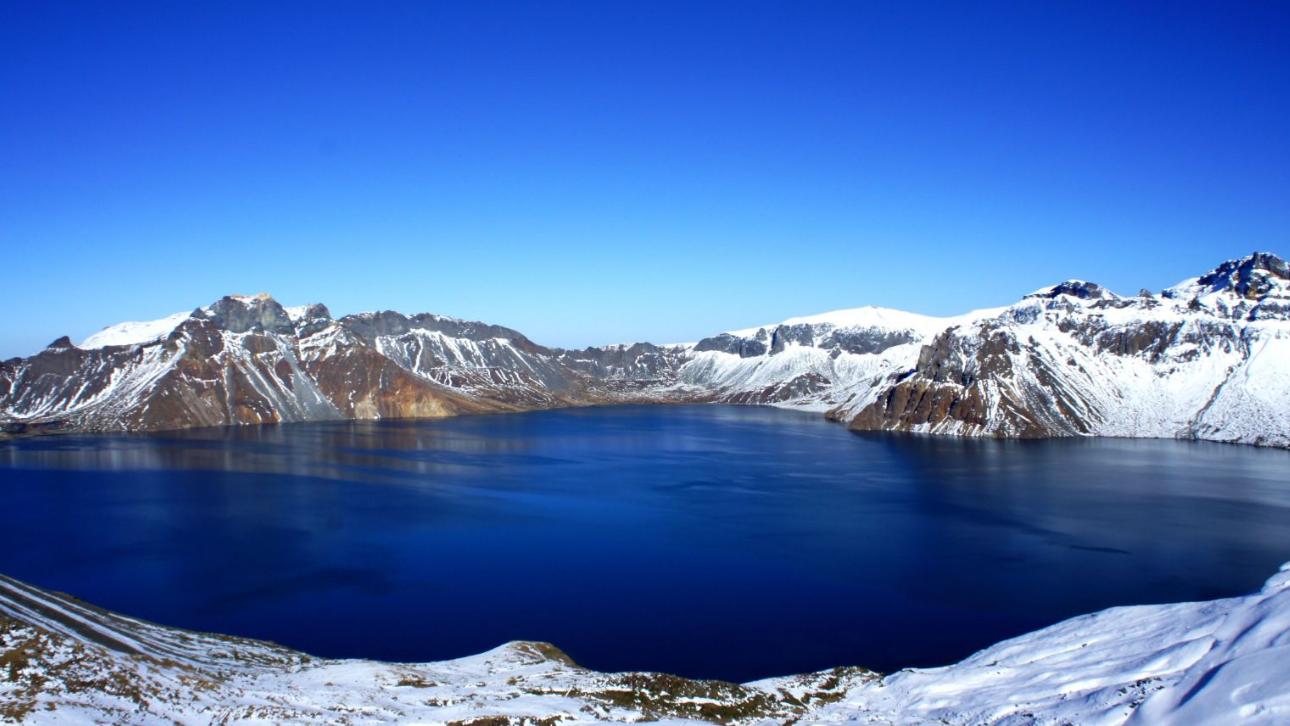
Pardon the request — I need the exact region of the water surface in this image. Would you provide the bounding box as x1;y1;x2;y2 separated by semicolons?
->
2;405;1288;681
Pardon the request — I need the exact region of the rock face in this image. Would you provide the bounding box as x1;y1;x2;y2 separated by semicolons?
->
2;254;1289;447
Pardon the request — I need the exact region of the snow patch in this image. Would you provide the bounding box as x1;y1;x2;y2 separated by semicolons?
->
78;311;191;349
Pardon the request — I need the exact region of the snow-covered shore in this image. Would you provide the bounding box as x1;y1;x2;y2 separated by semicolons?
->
3;564;1289;724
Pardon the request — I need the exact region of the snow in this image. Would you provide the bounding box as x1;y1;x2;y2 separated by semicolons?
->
1028;279;1092;296
1165;276;1203;297
723;304;1007;339
795;268;1290;448
283;305;315;322
78;311;191;349
804;562;1290;725
4;562;1290;724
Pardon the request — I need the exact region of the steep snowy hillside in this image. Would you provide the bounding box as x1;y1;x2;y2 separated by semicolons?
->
3;564;1289;724
850;253;1290;447
2;253;1288;447
0;295;574;434
675;305;1004;410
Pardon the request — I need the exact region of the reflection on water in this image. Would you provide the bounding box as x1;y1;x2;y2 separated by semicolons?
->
0;418;567;484
1;405;1288;681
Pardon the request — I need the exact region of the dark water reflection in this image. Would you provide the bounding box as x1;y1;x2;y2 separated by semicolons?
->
1;405;1288;681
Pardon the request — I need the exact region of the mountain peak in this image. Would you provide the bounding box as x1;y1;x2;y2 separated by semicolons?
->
79;311;194;350
228;292;275;303
1192;252;1289;299
285;303;332;322
199;294;294;334
1027;280;1113;300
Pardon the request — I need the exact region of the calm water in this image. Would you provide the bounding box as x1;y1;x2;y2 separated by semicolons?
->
2;405;1289;682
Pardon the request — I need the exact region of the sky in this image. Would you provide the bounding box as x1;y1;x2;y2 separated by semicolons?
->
1;1;1288;357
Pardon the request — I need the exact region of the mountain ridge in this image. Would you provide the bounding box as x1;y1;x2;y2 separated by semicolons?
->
3;252;1288;447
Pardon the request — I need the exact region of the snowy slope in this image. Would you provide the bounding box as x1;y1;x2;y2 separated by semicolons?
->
807;562;1290;725
670;305;1007;411
724;305;957;339
78;310;191;349
850;254;1290;447
3;564;1289;724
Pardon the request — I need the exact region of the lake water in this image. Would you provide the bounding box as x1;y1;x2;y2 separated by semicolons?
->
2;404;1288;682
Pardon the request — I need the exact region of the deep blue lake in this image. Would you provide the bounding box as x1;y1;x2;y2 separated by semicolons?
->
2;404;1289;682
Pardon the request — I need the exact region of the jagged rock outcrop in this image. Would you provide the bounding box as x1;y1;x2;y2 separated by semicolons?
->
3;254;1289;447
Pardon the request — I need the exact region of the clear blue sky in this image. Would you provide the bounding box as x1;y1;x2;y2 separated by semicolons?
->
2;1;1287;357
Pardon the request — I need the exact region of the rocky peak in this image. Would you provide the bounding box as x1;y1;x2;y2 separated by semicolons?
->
198;294;295;335
340;310;415;342
1193;252;1289;300
693;332;768;358
295;303;332;320
1027;280;1112;300
46;336;73;350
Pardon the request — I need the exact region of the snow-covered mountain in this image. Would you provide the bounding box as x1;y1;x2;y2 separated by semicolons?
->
2;253;1288;447
848;252;1290;447
3;561;1288;724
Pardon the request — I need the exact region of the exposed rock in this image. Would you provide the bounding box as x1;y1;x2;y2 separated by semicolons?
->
1194;251;1290;299
694;333;767;358
1027;280;1112;300
200;294;295;335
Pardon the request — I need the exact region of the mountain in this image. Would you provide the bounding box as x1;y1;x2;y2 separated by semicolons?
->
2;253;1288;447
3;562;1288;723
848;252;1290;447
